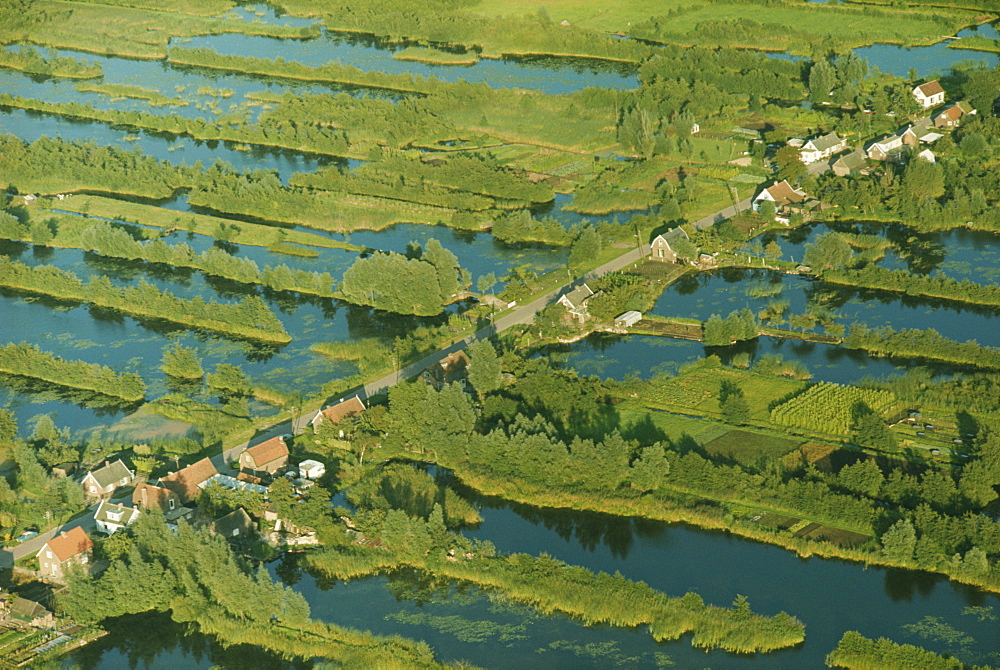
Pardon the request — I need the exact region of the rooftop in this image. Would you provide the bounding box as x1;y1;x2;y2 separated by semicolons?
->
244;436;288;468
41;527;93;563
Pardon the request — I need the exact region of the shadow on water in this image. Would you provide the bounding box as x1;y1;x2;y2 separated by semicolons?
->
0;372;143;416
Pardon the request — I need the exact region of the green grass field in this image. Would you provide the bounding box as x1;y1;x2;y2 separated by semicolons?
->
469;0;983;53
642;367;808;421
702;429;803;467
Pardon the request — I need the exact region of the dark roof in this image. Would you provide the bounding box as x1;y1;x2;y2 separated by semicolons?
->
806;132;842;152
834;148;867;170
560;283;594;309
916;81;944;97
159;457;218;503
94;501;140;526
9;597;48;621
210;508;256;538
244;436;288;469
132;483;179;510
85;459;133;489
42;527;93;563
320;396;366;425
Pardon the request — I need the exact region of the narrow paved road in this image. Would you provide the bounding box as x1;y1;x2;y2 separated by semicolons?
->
220;199;754;458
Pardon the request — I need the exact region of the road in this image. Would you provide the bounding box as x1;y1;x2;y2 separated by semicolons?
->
214;199;753;463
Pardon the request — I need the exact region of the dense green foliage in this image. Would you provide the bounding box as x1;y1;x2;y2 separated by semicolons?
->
0;217;338;298
340;239;469;315
60;513;441;667
770;383;895;437
844;324;1000;369
0;45;102;78
0;259;290;343
160;342;203;380
822;265;1000;308
703;308;758;346
825;631;966;669
0;342;145;402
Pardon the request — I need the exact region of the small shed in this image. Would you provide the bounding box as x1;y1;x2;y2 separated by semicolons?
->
614;311;642;328
299;459;326;480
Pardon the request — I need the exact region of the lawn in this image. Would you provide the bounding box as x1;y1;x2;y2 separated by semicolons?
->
702;429;803;467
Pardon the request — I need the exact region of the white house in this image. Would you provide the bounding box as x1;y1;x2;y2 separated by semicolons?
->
865;134;906;161
798;132;847;164
299;460;326;480
650;235;677;262
753;180;807;212
913;81;945;109
94;501;141;534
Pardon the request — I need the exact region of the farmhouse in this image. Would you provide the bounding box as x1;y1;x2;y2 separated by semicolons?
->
239;436;289;475
798;132;846;164
94;501;141;534
37;527;93;580
158;457;218;504
8;597;54;628
753;180;806;212
831;148;868;177
132;483;181;512
913;80;945;108
557;283;595;321
421;350;470;390
934;101;974;128
310;396;366;433
80;459;134;499
650;235;677;262
865;134;906;162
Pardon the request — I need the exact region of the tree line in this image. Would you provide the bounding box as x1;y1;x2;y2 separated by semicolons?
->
0;45;102;79
0;342;145;402
0;259;291;343
0;216;339;298
844;323;1000;370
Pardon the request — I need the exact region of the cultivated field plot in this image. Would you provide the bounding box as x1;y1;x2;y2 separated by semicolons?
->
643;367;807;420
702;429;803;468
770;382;896;435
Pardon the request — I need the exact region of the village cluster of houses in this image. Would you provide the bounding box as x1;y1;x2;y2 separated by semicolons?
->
24;396;377;587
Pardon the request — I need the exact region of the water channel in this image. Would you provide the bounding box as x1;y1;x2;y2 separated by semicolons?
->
0;6;992;668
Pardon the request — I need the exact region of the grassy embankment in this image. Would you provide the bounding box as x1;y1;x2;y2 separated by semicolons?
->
0;46;102;79
307;546;806;654
74;82;189;107
13;0;319;60
0;259;292;344
0;342;145;402
45;195;361;251
470;0;990;54
392;46;479;66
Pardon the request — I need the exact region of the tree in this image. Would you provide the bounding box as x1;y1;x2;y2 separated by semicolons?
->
901;157;945;202
719;380;750;425
467;339;501;398
808;59;838;104
803;232;853;272
774;146;807;181
960;132;989;158
0;409;16;445
630;444;669;492
569;224;602;270
838;460;884;498
764;240;782;262
881;518;916;562
851;402;897;452
758;199;776;221
161;342;204;379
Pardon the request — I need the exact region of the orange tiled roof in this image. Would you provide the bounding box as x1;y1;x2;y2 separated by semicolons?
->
44;527;93;563
244;436;288;468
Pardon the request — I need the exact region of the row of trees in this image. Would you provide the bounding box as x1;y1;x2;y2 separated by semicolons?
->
0;259;291;343
0;342;145;401
703;308;758;346
0;216;338;298
822;265;1000;308
844;324;1000;370
0;45;102;78
826;631;966;670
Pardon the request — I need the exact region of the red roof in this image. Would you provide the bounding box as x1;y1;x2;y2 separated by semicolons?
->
244;436;288;469
936;104;963;122
916;81;944;97
43;527;93;563
320;396;366;425
159;457;218;503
